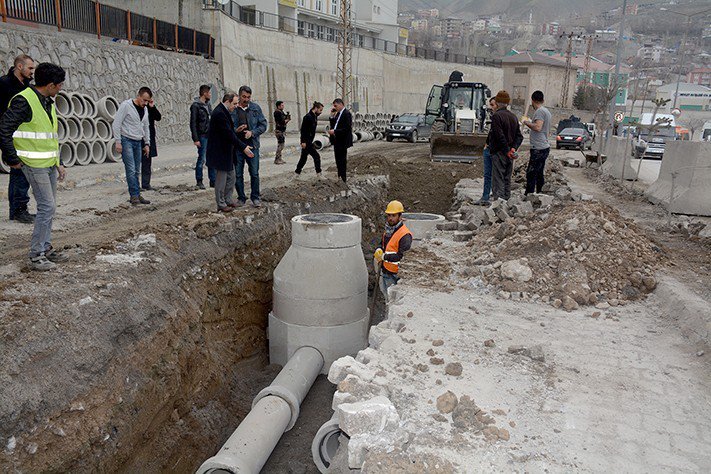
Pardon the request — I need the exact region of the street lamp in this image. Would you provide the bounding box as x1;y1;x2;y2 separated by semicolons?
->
661;6;711;110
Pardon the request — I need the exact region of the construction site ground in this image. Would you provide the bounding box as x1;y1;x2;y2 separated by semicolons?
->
0;136;709;473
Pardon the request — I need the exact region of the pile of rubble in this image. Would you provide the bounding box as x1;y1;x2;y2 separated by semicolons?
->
437;179;665;310
512;154;568;190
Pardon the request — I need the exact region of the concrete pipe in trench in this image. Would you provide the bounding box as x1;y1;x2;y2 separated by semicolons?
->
196;346;324;474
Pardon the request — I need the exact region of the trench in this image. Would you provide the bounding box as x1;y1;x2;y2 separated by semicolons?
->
0;144;482;473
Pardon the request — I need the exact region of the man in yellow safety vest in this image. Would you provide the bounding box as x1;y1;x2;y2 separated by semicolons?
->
373;200;413;301
0;62;67;271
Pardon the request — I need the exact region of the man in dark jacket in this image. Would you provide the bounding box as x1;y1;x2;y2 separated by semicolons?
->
0;54;35;224
206;93;253;213
190;84;215;189
487;90;523;201
141;97;161;190
328;98;353;182
273;100;290;164
231;85;268;207
295;101;324;179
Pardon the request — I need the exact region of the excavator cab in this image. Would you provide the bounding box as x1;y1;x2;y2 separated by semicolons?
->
426;81;491;163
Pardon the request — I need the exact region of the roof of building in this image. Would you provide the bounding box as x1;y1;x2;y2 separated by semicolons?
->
689;67;711;73
656;82;711;93
501;51;567;68
569;56;631;73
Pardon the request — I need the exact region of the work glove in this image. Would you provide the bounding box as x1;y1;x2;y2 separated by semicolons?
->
374;248;384;263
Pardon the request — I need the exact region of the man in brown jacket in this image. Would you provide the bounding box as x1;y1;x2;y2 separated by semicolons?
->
487;90;523;201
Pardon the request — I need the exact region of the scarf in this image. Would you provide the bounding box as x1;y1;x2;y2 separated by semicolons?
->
384;220;403;239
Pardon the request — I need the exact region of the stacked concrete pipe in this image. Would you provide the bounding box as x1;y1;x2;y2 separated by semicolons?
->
197;214;369;474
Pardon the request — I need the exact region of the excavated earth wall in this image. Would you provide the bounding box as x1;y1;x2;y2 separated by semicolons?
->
0;177;387;473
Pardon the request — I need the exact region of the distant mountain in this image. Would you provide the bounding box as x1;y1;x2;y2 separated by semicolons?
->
399;0;623;22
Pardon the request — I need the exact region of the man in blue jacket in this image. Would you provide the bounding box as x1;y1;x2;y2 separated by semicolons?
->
231;85;268;207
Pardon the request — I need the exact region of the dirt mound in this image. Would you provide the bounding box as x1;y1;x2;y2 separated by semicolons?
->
464;201;666;309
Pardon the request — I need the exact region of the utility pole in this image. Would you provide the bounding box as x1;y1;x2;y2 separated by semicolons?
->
560;32;575;108
336;0;353;105
583;35;597;84
608;0;628;137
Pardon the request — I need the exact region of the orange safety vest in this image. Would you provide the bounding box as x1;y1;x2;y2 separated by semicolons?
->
381;224;412;274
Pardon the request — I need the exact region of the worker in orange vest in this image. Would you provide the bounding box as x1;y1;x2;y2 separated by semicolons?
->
374;200;413;301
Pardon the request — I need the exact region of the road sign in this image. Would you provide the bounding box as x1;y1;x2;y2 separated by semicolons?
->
614;112;625;123
671;108;681;117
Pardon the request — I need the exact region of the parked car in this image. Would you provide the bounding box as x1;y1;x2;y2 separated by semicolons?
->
631;128;676;159
556;127;592;150
386;114;433;143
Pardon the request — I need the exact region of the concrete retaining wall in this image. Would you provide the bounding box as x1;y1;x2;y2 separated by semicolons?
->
213;10;502;125
645;141;711;216
0;23;221;144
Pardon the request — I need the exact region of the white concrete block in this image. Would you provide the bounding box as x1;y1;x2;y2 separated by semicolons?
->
328;356;376;384
337;396;400;437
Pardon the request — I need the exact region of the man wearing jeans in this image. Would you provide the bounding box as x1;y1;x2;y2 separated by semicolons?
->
476;97;498;206
0;54;36;223
0;62;67;271
522;90;552;195
231;85;267;207
190;85;215;189
113;87;151;205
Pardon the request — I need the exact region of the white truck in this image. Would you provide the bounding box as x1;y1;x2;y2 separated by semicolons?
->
634;113;677;159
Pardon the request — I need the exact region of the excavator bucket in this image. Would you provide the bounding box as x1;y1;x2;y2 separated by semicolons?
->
430;132;488;163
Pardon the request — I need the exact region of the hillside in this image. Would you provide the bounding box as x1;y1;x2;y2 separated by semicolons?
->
399;0;624;21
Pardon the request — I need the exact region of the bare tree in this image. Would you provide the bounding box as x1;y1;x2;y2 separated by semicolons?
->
681;118;705;141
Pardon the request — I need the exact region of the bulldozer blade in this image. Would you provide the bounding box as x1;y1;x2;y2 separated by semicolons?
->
430;133;488;163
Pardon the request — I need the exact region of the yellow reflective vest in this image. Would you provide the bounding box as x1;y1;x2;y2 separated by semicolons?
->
11;88;59;168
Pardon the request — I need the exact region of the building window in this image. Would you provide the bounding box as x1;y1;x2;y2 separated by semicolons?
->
514;67;528;74
297;20;304;36
298;0;305;6
315;0;323;12
326;27;335;41
331;0;338;16
307;22;315;38
317;24;325;39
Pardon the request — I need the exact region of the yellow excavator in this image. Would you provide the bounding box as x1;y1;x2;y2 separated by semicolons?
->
426;72;491;163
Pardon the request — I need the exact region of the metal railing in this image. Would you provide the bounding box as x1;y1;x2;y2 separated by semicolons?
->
1;0;215;59
206;0;501;68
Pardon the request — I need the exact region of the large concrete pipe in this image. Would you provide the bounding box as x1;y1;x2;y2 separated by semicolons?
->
0;158;9;173
313;135;332;151
312;414;344;473
97;96;119;121
56;91;71;116
95;119;112;141
403;213;446;245
69;93;86;118
196;346;324;474
57;117;68;142
105;139;121;163
60;142;76;168
355;131;364;142
270;214;369;371
66;117;81;141
81;118;97;141
90;141;107;164
74;141;91;166
80;94;96;117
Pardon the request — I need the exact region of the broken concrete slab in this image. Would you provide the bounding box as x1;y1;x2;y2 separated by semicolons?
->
336;396;400;437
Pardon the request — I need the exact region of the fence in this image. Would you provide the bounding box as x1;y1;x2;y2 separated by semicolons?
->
206;0;501;68
1;0;215;59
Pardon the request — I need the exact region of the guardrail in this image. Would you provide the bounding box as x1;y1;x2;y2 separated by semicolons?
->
1;0;215;59
205;0;501;68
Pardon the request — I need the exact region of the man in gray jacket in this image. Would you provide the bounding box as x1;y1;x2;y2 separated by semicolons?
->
113;87;151;205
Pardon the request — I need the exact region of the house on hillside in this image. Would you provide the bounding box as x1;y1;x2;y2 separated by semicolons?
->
573;56;630;106
501;52;576;109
